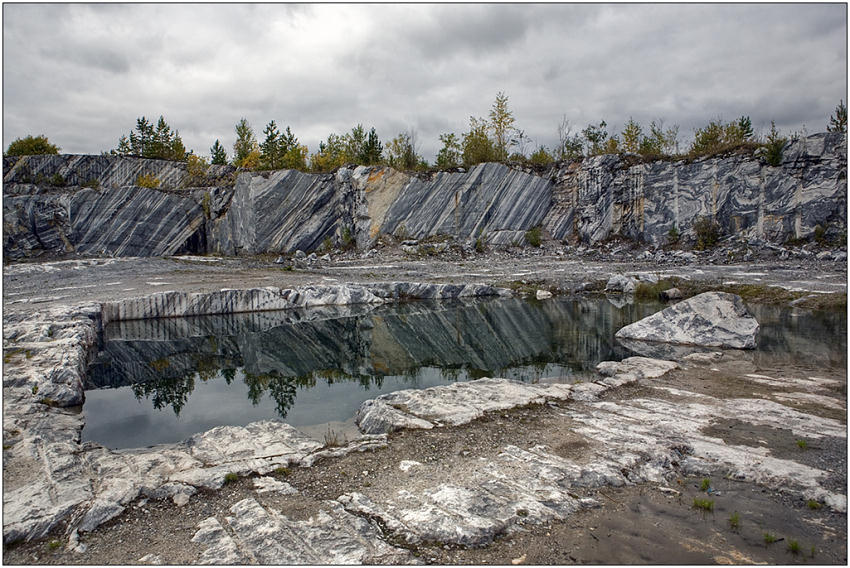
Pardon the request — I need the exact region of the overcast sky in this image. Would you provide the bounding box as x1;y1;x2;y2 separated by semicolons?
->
3;3;847;162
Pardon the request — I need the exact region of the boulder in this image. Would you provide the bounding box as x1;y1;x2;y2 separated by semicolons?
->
614;291;759;349
605;274;637;294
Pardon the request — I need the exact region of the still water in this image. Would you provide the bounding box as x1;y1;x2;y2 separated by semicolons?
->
82;297;846;449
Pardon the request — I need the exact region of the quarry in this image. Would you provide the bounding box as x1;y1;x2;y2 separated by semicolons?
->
2;134;846;564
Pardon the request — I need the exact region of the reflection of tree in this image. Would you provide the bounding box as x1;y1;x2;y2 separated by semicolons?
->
132;375;195;416
242;371;304;419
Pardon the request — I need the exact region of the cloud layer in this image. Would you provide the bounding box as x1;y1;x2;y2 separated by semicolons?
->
3;4;846;161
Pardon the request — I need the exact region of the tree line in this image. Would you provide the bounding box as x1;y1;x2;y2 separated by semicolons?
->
6;97;848;173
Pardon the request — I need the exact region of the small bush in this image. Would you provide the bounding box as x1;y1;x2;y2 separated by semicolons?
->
47;539;62;551
223;472;238;484
322;236;333;251
807;499;822;510
340;226;355;250
667;225;680;245
136;173;161;188
186;153;210;178
525;226;542;247
201;191;211;219
764;532;777;544
475;233;487;253
700;478;711;491
323;427;345;448
31;385;38;395
274;466;290;477
813;224;827;245
693;216;720;250
49;173;65;187
796;439;808;450
729;511;740;530
787;539;800;554
692;498;714;512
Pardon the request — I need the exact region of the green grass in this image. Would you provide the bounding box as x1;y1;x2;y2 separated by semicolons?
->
47;540;62;551
274;466;290;477
729;512;740;530
796;439;808;450
223;472;238;484
692;498;714;512
807;499;822;510
764;532;778;544
525;226;542;247
700;478;711;492
787;539;800;554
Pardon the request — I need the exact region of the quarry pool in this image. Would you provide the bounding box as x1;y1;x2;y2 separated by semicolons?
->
81;297;846;449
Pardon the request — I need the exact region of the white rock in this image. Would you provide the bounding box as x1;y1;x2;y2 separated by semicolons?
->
535;290;552;300
615;291;759;349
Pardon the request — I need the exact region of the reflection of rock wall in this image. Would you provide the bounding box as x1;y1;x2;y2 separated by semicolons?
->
86;299;656;390
5;133;845;259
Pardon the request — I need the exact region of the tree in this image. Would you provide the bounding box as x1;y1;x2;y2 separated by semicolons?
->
210;139;228;165
386;130;419;170
489;91;516;161
737;116;754;140
620;118;643;153
436;132;462;168
233;118;257;167
556;116;583;161
462;116;496;166
112;115;186;160
5;135;60;156
828;100;847;133
260;120;281;169
582;120;609;156
360;127;383;165
310;133;349;172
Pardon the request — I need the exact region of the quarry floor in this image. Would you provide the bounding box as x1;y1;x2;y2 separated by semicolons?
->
3;247;846;317
2;247;847;564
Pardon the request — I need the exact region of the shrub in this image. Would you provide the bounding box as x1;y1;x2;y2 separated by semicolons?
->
525;226;542;247
223;472;238;484
667;225;680;245
6;135;60;156
186;153;210;178
693;216;720;250
136;173;161;189
49;173;65;187
764;532;777;544
529;146;554;166
700;478;711;491
814;224;827;245
787;540;800;554
340;226;355;250
692;497;714;511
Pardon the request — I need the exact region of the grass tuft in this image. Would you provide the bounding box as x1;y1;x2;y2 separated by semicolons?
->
787;539;800;554
729;512;740;530
764;532;777;544
700;478;711;492
692;498;714;512
223;472;238;484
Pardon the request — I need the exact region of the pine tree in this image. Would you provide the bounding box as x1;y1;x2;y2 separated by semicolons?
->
260;120;281;169
210;140;228;165
828;100;847;133
621;118;643;153
360;127;383;165
233;118;257;167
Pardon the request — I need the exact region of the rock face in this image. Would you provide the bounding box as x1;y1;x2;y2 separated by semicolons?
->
4;132;846;259
615;291;759;349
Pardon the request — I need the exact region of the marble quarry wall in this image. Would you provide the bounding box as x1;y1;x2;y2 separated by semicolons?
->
3;132;845;260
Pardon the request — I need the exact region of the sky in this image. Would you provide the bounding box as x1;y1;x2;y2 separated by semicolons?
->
3;3;847;162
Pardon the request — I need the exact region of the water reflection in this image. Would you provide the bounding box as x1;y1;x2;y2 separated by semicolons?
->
83;297;845;450
83;297;660;448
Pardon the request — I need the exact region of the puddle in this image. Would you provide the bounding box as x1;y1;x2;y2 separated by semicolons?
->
82;297;663;449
